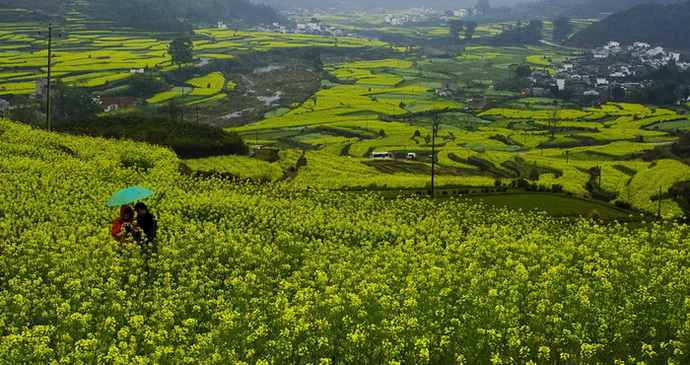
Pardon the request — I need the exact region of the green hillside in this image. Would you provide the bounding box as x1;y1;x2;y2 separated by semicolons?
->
2;118;690;362
567;1;690;49
0;0;285;31
512;0;684;18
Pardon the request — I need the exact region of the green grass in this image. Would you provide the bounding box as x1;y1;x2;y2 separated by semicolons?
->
459;192;635;219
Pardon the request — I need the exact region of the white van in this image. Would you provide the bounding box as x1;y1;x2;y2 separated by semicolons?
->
370;151;393;159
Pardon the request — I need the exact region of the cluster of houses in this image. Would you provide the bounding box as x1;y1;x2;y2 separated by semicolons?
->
257;7;479;33
380;8;482;26
252;21;346;37
527;41;689;104
383;14;423;26
593;41;684;67
4;32;688;119
0;77;140;118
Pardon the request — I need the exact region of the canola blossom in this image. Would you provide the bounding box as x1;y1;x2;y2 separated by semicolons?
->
2;118;690;363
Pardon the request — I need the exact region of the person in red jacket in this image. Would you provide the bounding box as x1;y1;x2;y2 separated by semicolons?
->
111;205;137;250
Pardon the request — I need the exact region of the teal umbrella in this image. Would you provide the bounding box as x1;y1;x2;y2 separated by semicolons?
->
106;186;156;207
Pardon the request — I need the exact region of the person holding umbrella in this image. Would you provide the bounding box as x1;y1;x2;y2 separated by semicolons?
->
111;205;138;251
107;186;156;254
134;202;157;256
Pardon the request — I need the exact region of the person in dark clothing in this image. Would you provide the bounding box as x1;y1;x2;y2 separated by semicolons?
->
134;202;157;255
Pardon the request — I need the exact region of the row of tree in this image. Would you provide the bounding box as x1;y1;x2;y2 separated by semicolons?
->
490;20;544;45
449;16;574;45
610;61;690;105
447;20;477;41
90;0;286;31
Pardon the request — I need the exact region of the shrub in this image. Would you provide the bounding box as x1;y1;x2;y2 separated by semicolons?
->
614;200;632;210
55;116;248;158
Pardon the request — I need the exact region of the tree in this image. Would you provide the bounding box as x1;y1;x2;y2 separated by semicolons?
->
168;37;194;69
128;73;169;98
464;21;477;40
641;61;687;105
448;20;464;38
491;19;544;45
547;101;560;138
611;86;626;102
475;0;491;14
525;20;544;42
552;17;574;43
303;48;323;72
515;64;532;78
669;181;690;221
166;98;183;122
6;95;42;126
46;81;102;123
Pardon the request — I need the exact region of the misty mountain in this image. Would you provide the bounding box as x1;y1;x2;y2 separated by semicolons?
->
567;1;690;49
0;0;286;31
249;0;534;11
511;0;685;18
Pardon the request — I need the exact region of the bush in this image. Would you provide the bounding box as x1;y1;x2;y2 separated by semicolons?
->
55;116;248;159
514;178;530;189
614;200;633;210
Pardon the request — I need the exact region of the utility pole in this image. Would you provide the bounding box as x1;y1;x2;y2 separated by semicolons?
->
38;24;55;131
39;24;64;131
430;115;441;197
46;24;52;131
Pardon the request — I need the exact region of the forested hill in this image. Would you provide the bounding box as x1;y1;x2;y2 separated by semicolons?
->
0;0;285;31
249;0;527;11
566;1;690;50
512;0;684;18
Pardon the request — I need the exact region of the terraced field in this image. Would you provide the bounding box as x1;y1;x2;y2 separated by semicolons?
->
0;17;386;107
2;16;689;216
225;78;690;215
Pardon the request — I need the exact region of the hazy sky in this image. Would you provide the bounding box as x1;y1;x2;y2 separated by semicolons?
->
251;0;538;11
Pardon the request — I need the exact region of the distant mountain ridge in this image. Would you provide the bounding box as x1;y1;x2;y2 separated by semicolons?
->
511;0;685;18
0;0;285;31
248;0;682;16
247;0;528;11
566;1;690;50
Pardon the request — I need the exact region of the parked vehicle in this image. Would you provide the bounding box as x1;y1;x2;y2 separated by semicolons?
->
370;151;393;159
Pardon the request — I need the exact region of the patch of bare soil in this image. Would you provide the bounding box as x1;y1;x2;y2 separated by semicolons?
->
203;52;322;128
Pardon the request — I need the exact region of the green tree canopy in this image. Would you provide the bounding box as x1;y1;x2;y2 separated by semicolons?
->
127;73;169;98
552;17;574;43
491;19;544;45
303;48;323;72
7;95;42;126
526;20;544;41
475;0;491;14
52;81;102;123
448;20;464;38
464;20;477;40
168;37;194;69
